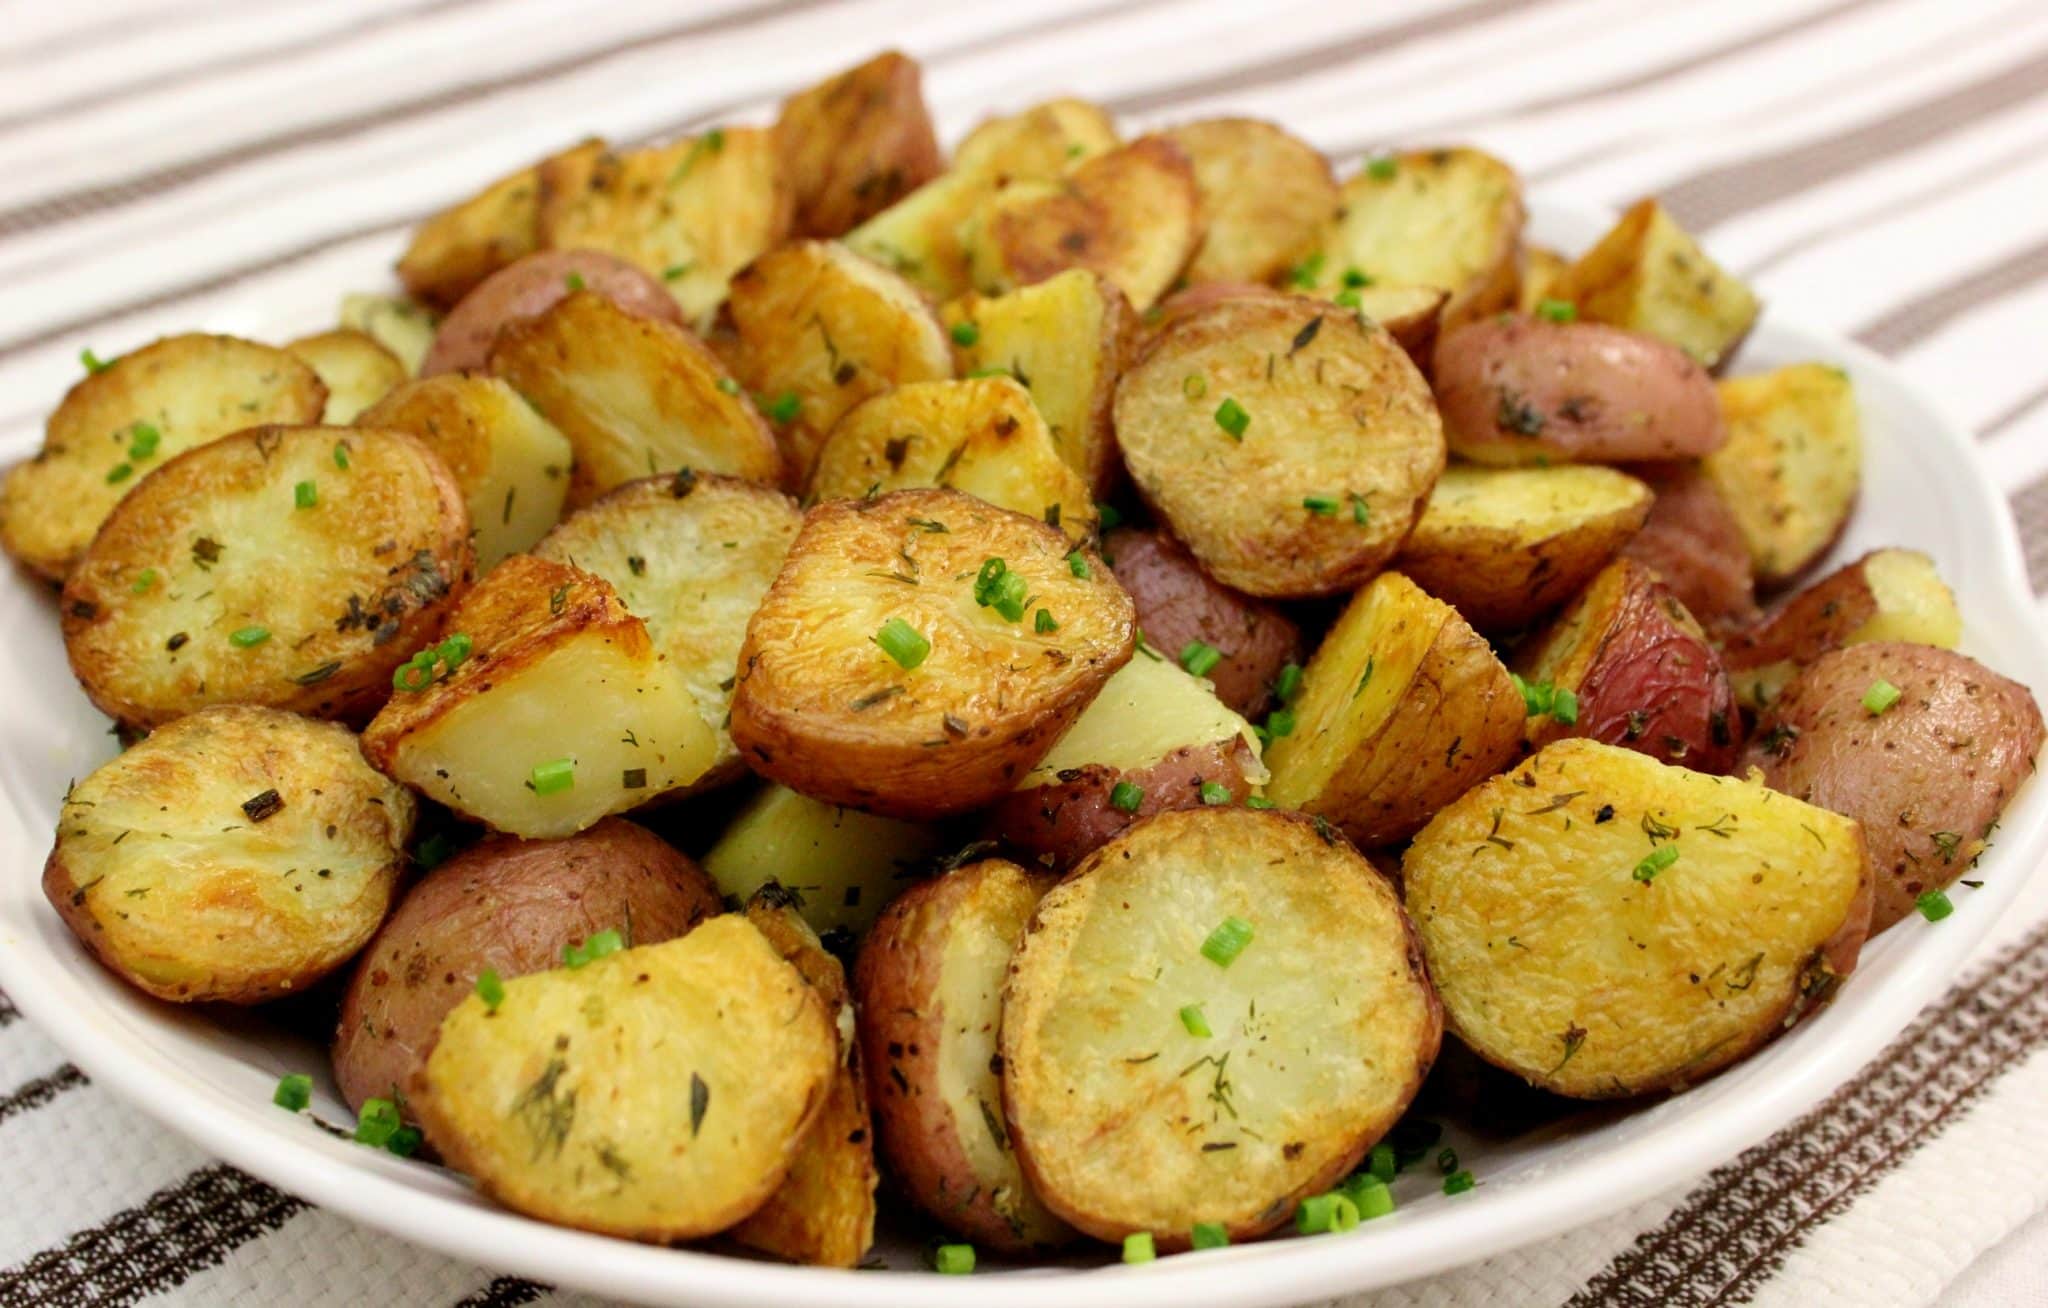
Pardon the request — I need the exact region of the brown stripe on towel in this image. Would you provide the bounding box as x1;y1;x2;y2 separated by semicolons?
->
1858;231;2048;353
0;1065;86;1128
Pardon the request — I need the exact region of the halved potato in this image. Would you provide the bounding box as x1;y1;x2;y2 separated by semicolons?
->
1516;245;1569;314
1263;572;1524;845
532;472;803;791
724;240;954;484
854;858;1071;1251
1549;198;1760;370
357;374;574;569
420;248;685;378
1704;362;1862;587
775;50;944;239
361;555;718;838
1002;807;1442;1246
488;291;782;505
702;784;946;939
1396;464;1653;631
398;139;606;309
1115;295;1444;597
1;334;328;579
808;377;1094;542
414;916;838;1241
340;292;438;375
1618;460;1759;637
955;98;1120;175
287;329;406;423
44;705;414;1004
1722;548;1961;709
728;489;1134;819
1341;282;1448;372
1403;738;1870;1098
62;424;471;728
1102;525;1301;717
1162;117;1338;286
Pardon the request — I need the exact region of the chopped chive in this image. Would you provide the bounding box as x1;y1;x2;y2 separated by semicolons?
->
1296;1194;1340;1235
1034;608;1058;634
131;568;158;594
663;262;691;281
1201;916;1253;967
386;1125;424;1157
1264;707;1296;739
127;422;161;459
1348;1176;1395;1220
1190;1222;1230;1250
1303;495;1339;516
1350;493;1370;525
530;757;575;795
1096;502;1124;530
1367;1142;1397;1182
333;441;350;470
715;376;740;395
438;632;473;671
1288;252;1326;287
476;967;505;1011
1342;266;1371;289
1334;287;1363;310
1067;550;1091;579
563;927;623;967
1443;1170;1476;1195
1200;781;1232;806
1179;640;1222;678
950;320;980;347
229;625;271;648
1179;1004;1211;1038
873;616;930;669
1244;795;1276;810
564;272;586;292
1551;687;1579;726
105;462;133;484
355;1097;401;1148
764;391;801;424
414;831;454;871
1183;373;1208;400
1632;845;1680;884
81;347;109;374
1366;155;1398;180
1917;889;1954;922
1273;662;1303;703
294;479;318;509
1111;781;1144;813
972;557;1028;622
273;1073;312;1111
1536;298;1578;323
1437;1146;1459;1175
1214;397;1250;440
1122;1232;1156;1263
964;365;1011;380
1863;680;1902;715
934;1244;975;1275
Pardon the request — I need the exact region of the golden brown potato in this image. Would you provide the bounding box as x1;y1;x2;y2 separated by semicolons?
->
1002;807;1441;1246
414;917;837;1242
1744;643;2044;933
1404;738;1870;1098
1432;315;1726;465
1617;460;1760;637
728;489;1134;819
701;784;945;938
808;377;1094;542
1396;464;1653;631
536;128;790;330
488;291;782;505
1;334;328;579
1263;572;1523;845
331;819;720;1117
1549;198;1760;370
398;139;606;310
361;555;718;838
1705;362;1862;587
420;248;685;377
1516;244;1569;314
1517;559;1741;773
1102;526;1301;717
340;293;438;375
44;706;414;1004
286;329;406;423
532;472;802;792
1342;282;1449;373
723;240;953;484
775;50;944;239
1115;294;1444;597
853;859;1070;1252
62;425;471;729
1159;117;1338;286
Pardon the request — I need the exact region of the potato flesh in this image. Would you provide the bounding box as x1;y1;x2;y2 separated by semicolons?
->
1706;363;1861;584
340;293;437;374
1023;652;1263;785
1416;463;1648;538
1164;118;1338;286
288;330;406;424
1553;199;1760;370
703;785;945;937
1730;548;1961;707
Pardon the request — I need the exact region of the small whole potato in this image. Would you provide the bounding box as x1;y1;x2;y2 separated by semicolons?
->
421;249;685;376
1104;526;1300;716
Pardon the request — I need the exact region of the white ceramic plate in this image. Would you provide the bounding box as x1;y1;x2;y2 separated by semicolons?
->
3;200;2045;1307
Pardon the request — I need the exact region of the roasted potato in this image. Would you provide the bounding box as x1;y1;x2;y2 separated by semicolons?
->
1102;526;1301;717
1549;198;1760;370
1403;738;1871;1098
723;240;953;484
1263;572;1523;845
286;329;406;423
1002;807;1442;1246
44;706;414;1004
1618;460;1760;637
1162;117;1338;286
701;784;945;938
1516;245;1569;314
63;425;471;729
1433;316;1725;466
1517;559;1741;774
488;291;782;505
942;269;1133;495
1723;548;1961;709
1396;464;1653;631
1705;362;1862;587
361;555;718;838
332;818;721;1117
1;334;328;579
775;50;943;239
1744;643;2044;933
981;651;1266;869
808;377;1094;542
397;139;606;310
853;858;1070;1250
413;917;838;1241
357;375;574;569
340;292;438;375
729;489;1134;819
1342;282;1449;372
420;248;684;377
1115;294;1444;598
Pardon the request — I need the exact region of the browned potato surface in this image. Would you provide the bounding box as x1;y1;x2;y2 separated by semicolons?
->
1723;548;1962;709
1618;460;1760;637
340;293;439;375
287;329;406;422
420;249;684;377
776;50;944;239
1705;362;1862;587
397;139;605;309
1516;244;1569;313
1549;198;1760;370
1104;526;1301;716
1161;117;1338;286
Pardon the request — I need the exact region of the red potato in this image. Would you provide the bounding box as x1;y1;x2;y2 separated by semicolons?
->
421;249;685;376
1104;526;1302;717
1618;460;1759;637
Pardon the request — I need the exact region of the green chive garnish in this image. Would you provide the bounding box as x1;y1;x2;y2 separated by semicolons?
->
1244;795;1275;810
1303;495;1339;516
1264;707;1296;739
82;348;109;374
1274;663;1303;703
1122;1232;1156;1263
355;1097;401;1148
1200;781;1232;806
1342;266;1371;289
1348;1176;1395;1219
1034;608;1058;634
1214;397;1250;441
128;422;161;459
564;272;585;292
1367;1142;1397;1182
1067;550;1090;579
1191;1222;1230;1250
1201;916;1253;967
1633;845;1680;884
765;391;801;424
294;480;317;509
1183;373;1208;400
333;441;350;470
874;617;930;669
564;927;623;967
273;1073;312;1111
1288;252;1326;287
106;462;133;484
530;757;575;795
1096;502;1124;530
716;376;740;395
1334;287;1363;310
1863;680;1902;715
1551;687;1579;726
1179;640;1222;678
386;1126;424;1157
1110;781;1144;813
934;1244;975;1275
1180;1004;1211;1038
1536;298;1577;323
130;568;157;594
1297;1192;1360;1235
1917;889;1954;921
1443;1170;1476;1195
950;321;980;347
972;557;1028;622
476;968;505;1011
229;625;271;648
1366;156;1398;180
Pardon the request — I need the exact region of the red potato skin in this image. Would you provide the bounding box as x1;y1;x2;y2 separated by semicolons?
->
1744;643;2045;933
980;736;1263;871
1104;527;1301;716
1618;461;1759;637
1721;550;1890;677
420;249;686;376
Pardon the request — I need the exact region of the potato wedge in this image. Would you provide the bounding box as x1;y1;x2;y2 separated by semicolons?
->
44;705;413;1004
854;858;1071;1251
1744;643;2044;932
702;784;946;939
287;329;406;423
724;240;953;484
1115;295;1444;598
1263;572;1523;845
414;916;837;1241
955;98;1120;176
1704;362;1862;587
536;128;790;330
361;555;718;838
488;291;782;505
1162;117;1338;286
1343;282;1447;373
532;472;802;791
1396;464;1653;631
1102;526;1301;718
1;334;328;579
1723;548;1962;710
1403;738;1870;1097
943;269;1133;495
332;818;721;1117
1618;460;1759;637
808;377;1094;542
421;248;684;377
62;424;471;728
1549;198;1760;370
357;375;573;569
1002;808;1441;1245
776;50;944;239
340;292;438;375
729;489;1134;819
1516;244;1569;314
398;139;605;309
